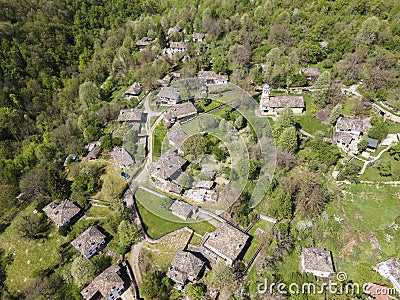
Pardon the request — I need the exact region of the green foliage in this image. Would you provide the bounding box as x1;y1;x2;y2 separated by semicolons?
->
181;134;208;158
368;117;388;141
212;146;228;162
17;214;50;240
337;163;360;182
206;261;237;297
277;126;298;154
273;108;295;137
328;103;343;125
312;71;331;108
70;256;96;288
140;270;172;299
389;144;400;161
115;220;139;254
357;138;369;152
188;283;207;300
71;163;105;197
267;188;293;219
374;161;392;177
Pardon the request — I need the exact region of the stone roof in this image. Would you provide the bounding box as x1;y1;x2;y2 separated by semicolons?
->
302;247;334;273
148;150;188;181
336;116;371;133
125;82;142;96
260;95;305;109
81;264;124;300
167;25;182;36
157;74;172;86
186;188;207;202
160;180;183;194
196;181;214;189
135;37;152;47
169;200;197;220
117;109;143;122
87;144;100;160
167;125;187;147
165;102;197;121
376;259;400;292
198;71;228;81
158;87;181;100
170;41;188;49
43;200;80;227
167;251;205;284
203;222;250;263
333;131;353;146
111;146;134;168
300;67;321;77
71;226;106;257
192;33;205;40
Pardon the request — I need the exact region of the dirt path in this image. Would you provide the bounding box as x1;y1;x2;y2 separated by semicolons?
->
130;241;144;286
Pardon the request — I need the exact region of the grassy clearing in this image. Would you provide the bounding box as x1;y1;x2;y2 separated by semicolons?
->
140;230;192;271
360;151;400;181
189;234;203;245
0;203;69;294
243;219;272;263
93;161;127;200
325;183;400;284
296;94;331;136
152;123;167;160
135;189;215;239
386;120;400;134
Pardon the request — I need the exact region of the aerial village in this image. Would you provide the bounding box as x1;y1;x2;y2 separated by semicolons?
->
14;23;400;300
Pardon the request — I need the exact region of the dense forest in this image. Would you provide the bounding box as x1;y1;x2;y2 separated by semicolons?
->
0;0;399;298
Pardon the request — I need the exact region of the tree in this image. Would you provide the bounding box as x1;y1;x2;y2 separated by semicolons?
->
356;17;380;45
357;139;369;152
207;261;237;297
389;144;400;161
156;23;167;49
140;270;172;299
277;126;298;153
328;103;342;125
188;283;207;300
17;214;50;240
273;108;295;136
368;119;388;141
234;115;246;129
180;173;194;189
181;135;208;158
79;81;100;107
212;146;228;162
312;71;331;108
116;220;139;254
212;56;229;74
268;188;293;219
70;256;96;288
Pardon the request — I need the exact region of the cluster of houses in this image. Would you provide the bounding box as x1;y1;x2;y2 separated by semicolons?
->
166;221;250;285
42;200;129;299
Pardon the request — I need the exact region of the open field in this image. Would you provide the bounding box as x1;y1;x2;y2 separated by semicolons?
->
135;190;215;240
152;123;168;160
360;151;400;181
325;183;400;284
243;219;273;263
140;230;192;271
0;203;69;294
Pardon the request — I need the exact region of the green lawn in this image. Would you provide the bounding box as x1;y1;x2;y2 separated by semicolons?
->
296;94;331;136
386;120;400;134
325;183;400;284
360;151;400;181
150;116;158;127
135;189;215;239
152;123;168;160
0;203;69;294
243;219;272;263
